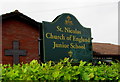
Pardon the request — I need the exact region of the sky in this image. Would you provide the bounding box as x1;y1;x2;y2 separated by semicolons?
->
1;0;119;45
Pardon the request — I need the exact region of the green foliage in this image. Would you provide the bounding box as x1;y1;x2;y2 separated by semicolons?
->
1;58;120;81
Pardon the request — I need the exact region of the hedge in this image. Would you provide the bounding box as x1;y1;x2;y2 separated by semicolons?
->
0;58;120;81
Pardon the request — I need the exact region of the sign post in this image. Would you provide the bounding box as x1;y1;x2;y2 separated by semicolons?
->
42;13;93;62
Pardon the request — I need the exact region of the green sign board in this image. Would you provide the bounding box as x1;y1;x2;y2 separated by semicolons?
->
42;13;93;62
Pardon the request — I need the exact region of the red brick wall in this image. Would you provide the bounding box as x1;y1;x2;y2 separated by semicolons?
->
2;18;39;65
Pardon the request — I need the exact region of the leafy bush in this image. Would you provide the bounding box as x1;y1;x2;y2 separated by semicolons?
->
1;58;120;81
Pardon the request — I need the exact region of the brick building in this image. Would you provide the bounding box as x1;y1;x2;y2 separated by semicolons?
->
0;10;119;65
1;10;41;65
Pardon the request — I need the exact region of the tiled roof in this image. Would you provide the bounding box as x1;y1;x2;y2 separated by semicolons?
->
0;10;41;27
93;43;120;56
